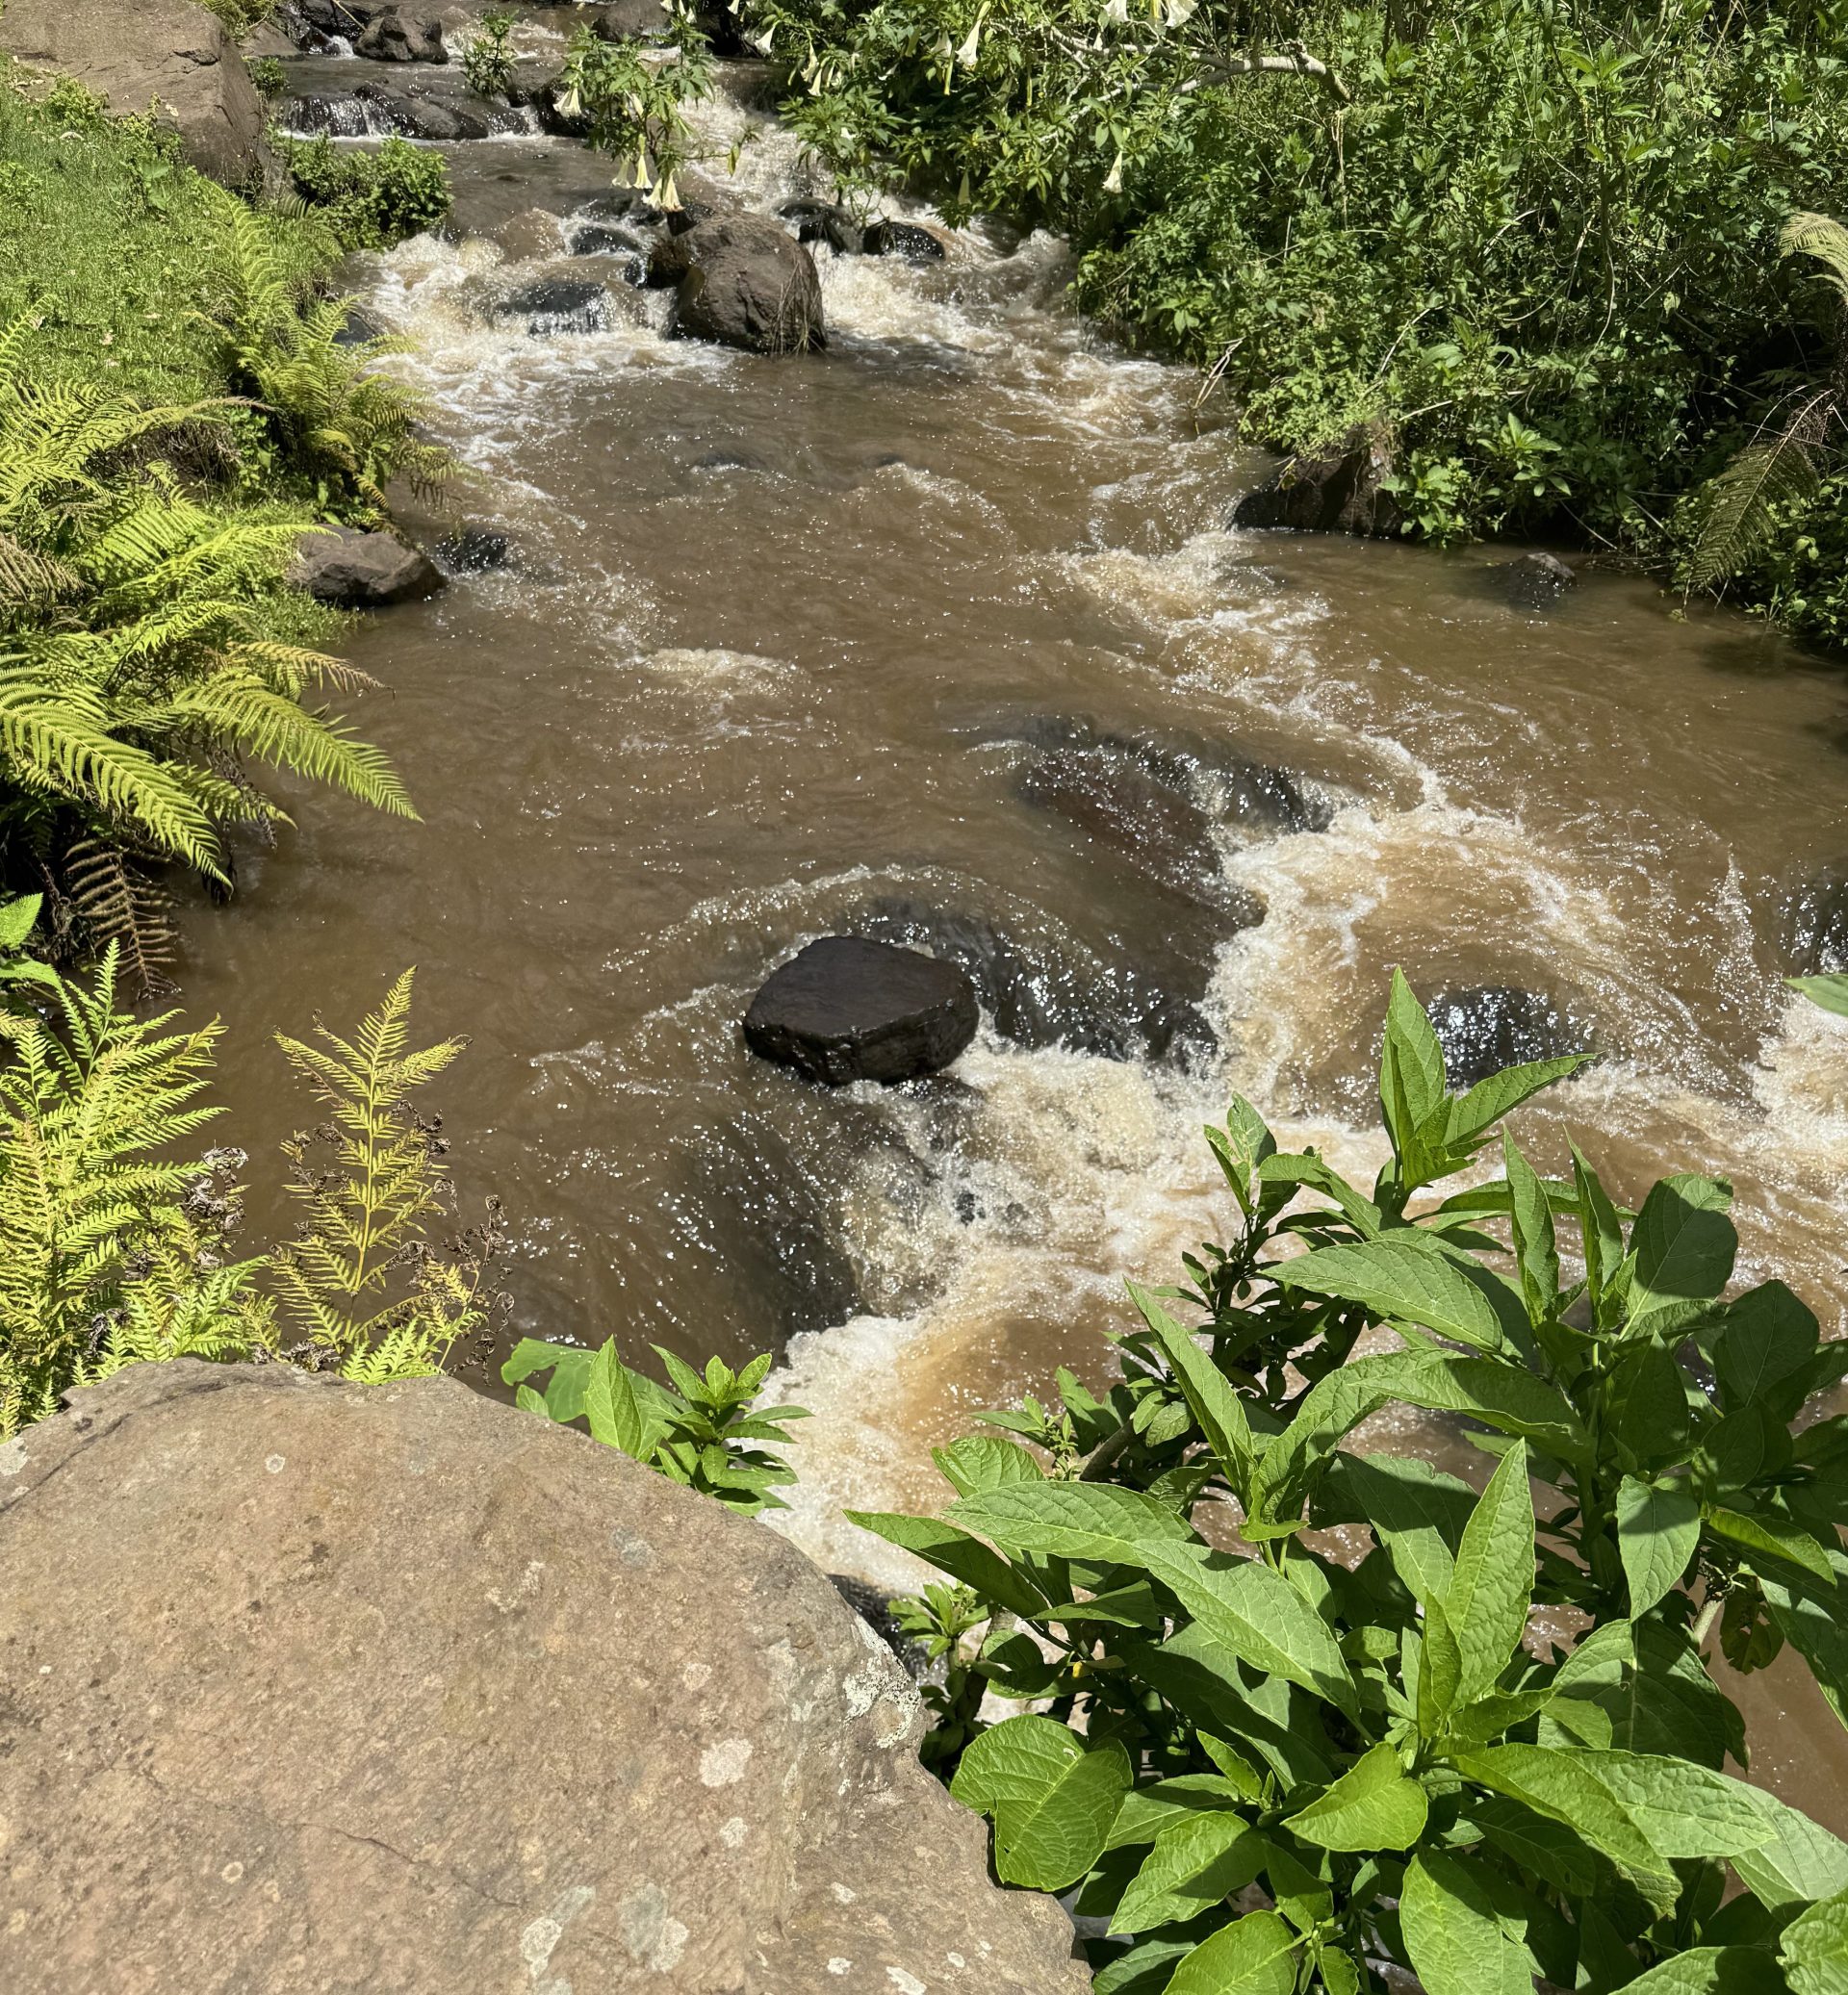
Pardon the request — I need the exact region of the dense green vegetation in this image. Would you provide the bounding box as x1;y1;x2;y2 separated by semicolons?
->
748;0;1848;639
866;973;1848;1992
0;66;446;974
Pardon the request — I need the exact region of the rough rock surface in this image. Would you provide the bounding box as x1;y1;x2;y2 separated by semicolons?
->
744;935;979;1083
291;524;444;607
0;0;270;187
1231;426;1402;537
673;215;827;354
0;1363;1088;1994
353;4;447;63
863;217;948;261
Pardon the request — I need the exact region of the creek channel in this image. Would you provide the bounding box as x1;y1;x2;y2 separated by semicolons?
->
179;9;1848;1822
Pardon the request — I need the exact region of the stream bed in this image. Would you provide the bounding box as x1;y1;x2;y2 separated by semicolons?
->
180;24;1848;1824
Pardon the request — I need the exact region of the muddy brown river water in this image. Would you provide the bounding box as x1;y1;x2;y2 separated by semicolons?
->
176;34;1848;1823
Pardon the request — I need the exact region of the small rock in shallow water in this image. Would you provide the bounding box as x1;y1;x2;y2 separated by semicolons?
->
353;5;447;63
435;527;510;575
779;198;862;255
496;277;610;336
1498;550;1577;608
862;217;948;261
290;525;443;608
744;936;978;1085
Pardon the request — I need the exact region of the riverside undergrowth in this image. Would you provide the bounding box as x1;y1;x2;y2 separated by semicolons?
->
866;972;1848;1992
750;0;1848;637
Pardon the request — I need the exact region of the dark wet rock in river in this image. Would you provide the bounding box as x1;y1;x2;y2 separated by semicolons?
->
497;276;612;336
1426;984;1590;1088
1232;425;1402;538
647;231;697;288
1499;550;1577;608
0;1362;1090;1993
353;4;447;62
1019;746;1232;910
665;169;750;236
290;524;444;608
571;221;649;266
436;526;511;575
350;80;493;140
589;0;673;39
744;936;979;1085
859;899;1213;1064
780;198;863;255
486;205;566;261
332;301;388;347
1783;869;1848;975
0;0;272;188
672;215;827;354
863;217;949;261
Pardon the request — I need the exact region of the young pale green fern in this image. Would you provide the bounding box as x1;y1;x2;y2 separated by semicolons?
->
270;969;490;1383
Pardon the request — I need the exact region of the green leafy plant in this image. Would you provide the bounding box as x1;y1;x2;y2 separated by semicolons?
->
0;315;416;979
462;9;518;99
215;198;449;518
1792;972;1848;1018
250;57;289;100
0;892;58;993
279;134;451;250
270;969;501;1385
557;5;714;209
864;972;1848;1991
506;1337;807;1513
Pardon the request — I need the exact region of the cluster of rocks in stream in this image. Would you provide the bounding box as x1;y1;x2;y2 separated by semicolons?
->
0;1362;1090;1993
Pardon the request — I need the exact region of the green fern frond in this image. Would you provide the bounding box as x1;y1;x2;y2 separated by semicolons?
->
1781;211;1848;306
1687;389;1835;593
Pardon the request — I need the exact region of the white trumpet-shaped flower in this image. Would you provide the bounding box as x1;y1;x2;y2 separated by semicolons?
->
1103;0;1129;19
747;24;775;51
1102;149;1124;193
656;170;681;212
956;8;987;65
633;146;654;191
556;84;584;118
1164;0;1197;24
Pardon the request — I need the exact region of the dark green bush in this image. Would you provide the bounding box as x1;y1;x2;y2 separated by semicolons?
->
281;135;452;250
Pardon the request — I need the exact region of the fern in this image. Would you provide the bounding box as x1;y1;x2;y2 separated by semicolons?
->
0;949;231;1434
270;969;493;1381
60;838;178;996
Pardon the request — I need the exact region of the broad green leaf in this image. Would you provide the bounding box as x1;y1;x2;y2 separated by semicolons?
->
1706;1503;1836;1586
1341;1452;1474;1605
1380;967;1448;1155
584;1341;667;1461
1418;1594;1463;1736
1128;1278;1256;1485
1126;1629;1335;1789
1763;1557;1848;1734
932;1434;1044;1498
1470;1792;1602;1894
514;1383;548;1417
949;1715;1130;1889
950;1484;1355;1711
1447;1052;1595;1149
1502;1133;1560;1323
846;1510;1049;1621
1208;1094;1276;1212
1732;1788;1848;1914
1091;1935;1194;1995
1283;1741;1428;1852
1256;1151;1383;1236
1401;1849;1533;1995
1105;1776;1245;1851
500;1337;594;1422
1573;1139;1628;1322
1166;1907;1297;1995
1109;1812;1267;1932
1713;1281;1821;1412
1277;1236;1519;1353
1455;1743;1673;1894
1629;1173;1736;1327
1617;1476;1701;1617
1783;1883;1848;1995
1445;1442;1534;1703
1624;1950;1788;1993
1791;973;1848;1019
1563;1750;1774;1858
0;890;41;950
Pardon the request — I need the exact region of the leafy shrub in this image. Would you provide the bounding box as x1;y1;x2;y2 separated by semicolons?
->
558;8;714;208
462;10;517;100
751;0;1848;602
0;317;416;975
506;1338;807;1513
281;134;451;251
214;198;449;517
0;962;497;1434
250;57;289;99
864;972;1848;1991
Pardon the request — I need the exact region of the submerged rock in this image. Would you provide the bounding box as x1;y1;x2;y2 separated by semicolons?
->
1232;425;1401;538
1019;745;1232;909
1784;869;1848;975
353;4;447;62
0;1362;1089;1993
744;935;978;1084
590;0;672;38
673;215;827;354
863;217;948;261
290;524;443;608
1426;984;1590;1088
435;526;511;575
497;276;612;335
0;0;271;188
1499;550;1577;608
780;197;863;255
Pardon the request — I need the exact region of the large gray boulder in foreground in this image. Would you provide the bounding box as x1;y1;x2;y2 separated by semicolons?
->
0;1362;1087;1994
0;0;270;188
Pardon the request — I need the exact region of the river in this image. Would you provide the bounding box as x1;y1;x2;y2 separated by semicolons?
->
179;11;1848;1821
